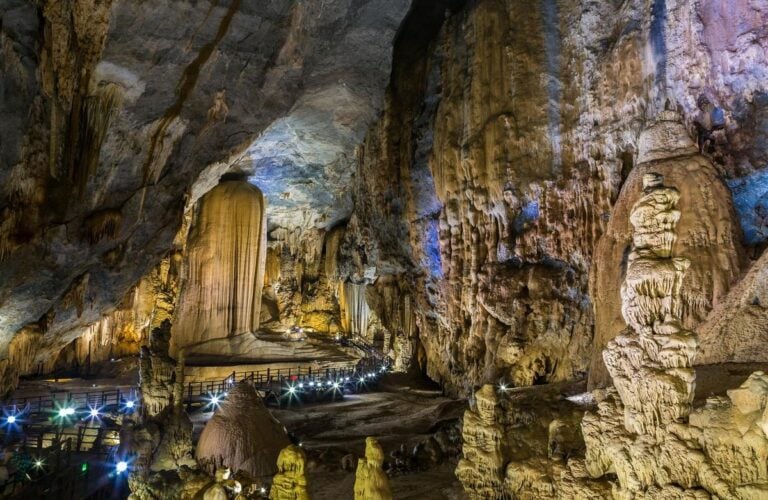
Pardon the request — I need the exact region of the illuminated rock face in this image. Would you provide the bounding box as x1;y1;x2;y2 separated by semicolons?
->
590;111;744;388
354;437;393;500
270;444;310;500
455;385;506;499
0;0;410;391
604;167;697;437
171;180;267;355
196;383;290;480
489;114;768;499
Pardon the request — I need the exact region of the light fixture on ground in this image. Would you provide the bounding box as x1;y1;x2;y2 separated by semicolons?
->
205;392;224;410
6;415;16;424
57;406;75;418
116;460;128;474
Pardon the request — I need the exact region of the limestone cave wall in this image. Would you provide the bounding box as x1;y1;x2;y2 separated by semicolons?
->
345;0;768;395
0;0;410;391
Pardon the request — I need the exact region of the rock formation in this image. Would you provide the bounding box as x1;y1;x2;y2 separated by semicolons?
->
455;385;506;499
602;170;697;437
196;382;290;480
139;320;178;417
0;0;411;391
590;110;744;388
354;437;393;500
469;121;768;498
172;179;267;355
270;444;310;500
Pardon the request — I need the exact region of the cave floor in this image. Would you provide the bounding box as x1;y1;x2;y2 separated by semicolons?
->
191;373;468;499
274;374;468;500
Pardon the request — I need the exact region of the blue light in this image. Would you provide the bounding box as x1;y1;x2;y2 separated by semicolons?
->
6;415;16;424
116;461;128;474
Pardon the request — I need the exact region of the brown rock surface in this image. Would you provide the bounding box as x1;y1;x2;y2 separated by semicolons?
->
196;382;290;480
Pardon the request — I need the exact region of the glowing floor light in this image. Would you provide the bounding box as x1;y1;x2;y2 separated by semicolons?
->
116;461;128;474
6;415;16;424
58;407;75;418
287;386;296;394
125;400;135;409
34;459;44;469
89;407;100;418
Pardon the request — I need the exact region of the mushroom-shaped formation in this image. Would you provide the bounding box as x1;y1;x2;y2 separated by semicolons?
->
196;382;290;479
269;444;310;500
354;437;392;500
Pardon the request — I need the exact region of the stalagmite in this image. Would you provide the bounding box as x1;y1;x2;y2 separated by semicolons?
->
171;178;267;355
269;444;311;500
604;171;697;436
139;320;177;417
196;382;290;480
455;384;506;499
354;437;393;500
590;110;744;388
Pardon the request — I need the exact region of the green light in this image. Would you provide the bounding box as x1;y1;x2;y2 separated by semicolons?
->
81;462;88;473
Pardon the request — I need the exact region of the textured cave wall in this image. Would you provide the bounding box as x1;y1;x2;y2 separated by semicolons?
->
345;0;768;395
0;0;411;390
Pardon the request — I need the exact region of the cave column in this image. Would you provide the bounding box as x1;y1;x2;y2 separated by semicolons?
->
171;179;267;355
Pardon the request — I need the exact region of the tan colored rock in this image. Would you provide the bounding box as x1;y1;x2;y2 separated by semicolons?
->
505;115;768;499
590;111;744;388
455;384;506;499
697;248;768;365
172;180;267;355
196;383;290;480
270;444;310;500
354;437;392;500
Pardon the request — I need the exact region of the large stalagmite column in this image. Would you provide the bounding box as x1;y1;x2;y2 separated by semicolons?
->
171;179;267;355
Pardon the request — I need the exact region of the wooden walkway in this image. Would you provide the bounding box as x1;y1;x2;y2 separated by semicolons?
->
0;338;389;497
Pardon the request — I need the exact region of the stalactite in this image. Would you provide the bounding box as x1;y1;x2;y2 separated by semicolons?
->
84;208;122;244
70;83;124;195
60;272;90;318
339;282;370;338
171;179;267;355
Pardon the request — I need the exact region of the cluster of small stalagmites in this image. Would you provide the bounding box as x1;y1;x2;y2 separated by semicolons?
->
604;172;697;436
269;444;310;500
353;437;393;500
455;384;507;499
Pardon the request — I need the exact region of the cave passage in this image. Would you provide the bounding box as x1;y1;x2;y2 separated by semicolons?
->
1;0;768;499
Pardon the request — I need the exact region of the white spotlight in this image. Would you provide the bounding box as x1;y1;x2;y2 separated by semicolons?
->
90;408;100;418
116;461;128;474
125;400;135;409
6;415;16;424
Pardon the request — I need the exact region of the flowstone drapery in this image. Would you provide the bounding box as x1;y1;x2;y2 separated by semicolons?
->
171;179;267;355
